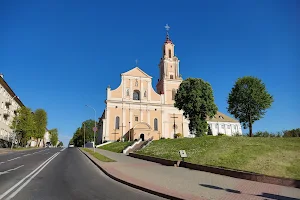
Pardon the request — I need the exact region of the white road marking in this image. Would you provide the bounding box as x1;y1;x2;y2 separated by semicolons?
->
23;154;31;157
0;152;59;200
5;152;60;200
0;162;5;165
60;147;67;152
7;157;20;162
0;165;24;176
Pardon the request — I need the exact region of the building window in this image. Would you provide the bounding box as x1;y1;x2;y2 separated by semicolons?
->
126;89;130;96
215;124;218;128
115;116;120;129
135;116;138;121
170;75;174;79
144;90;147;97
154;118;158;131
169;49;171;58
221;124;225;129
133;90;140;100
219;116;224;119
172;89;176;100
227;125;230;129
135;79;138;86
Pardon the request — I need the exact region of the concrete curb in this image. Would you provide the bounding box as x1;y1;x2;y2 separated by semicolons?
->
78;148;188;200
129;153;300;189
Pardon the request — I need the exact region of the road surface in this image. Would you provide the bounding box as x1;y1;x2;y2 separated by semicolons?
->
0;148;165;200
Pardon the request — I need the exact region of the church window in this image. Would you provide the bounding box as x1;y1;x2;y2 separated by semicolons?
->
133;90;140;100
170;75;174;79
154;118;158;131
227;125;230;129
126;89;130;96
135;116;138;121
115;116;120;129
221;124;225;129
169;49;171;58
135;80;138;86
172;89;176;100
144;90;147;97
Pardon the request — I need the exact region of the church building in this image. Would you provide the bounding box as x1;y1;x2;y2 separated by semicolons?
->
98;27;242;143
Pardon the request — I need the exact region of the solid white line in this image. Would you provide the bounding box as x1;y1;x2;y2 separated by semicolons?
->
60;148;67;152
7;157;20;162
23;154;30;157
0;153;59;200
0;165;24;176
6;152;60;200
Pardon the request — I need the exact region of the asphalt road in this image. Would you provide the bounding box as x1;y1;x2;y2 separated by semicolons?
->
0;148;165;200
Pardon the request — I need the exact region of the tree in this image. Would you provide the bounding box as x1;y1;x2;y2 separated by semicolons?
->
57;141;64;147
174;78;218;136
227;76;274;137
49;128;58;147
11;106;36;146
34;109;48;147
72;127;83;147
81;119;96;143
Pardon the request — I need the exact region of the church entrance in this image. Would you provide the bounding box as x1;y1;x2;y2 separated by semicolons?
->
140;133;145;141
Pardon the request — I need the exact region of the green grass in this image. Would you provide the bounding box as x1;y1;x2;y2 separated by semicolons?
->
137;136;300;179
98;141;134;153
81;148;115;162
13;147;40;151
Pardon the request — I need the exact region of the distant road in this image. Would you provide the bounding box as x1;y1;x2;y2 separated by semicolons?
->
0;148;164;200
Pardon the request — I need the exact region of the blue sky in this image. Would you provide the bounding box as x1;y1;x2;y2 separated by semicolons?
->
1;0;299;145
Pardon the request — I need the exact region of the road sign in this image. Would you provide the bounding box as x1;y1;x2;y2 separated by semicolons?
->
93;127;98;132
179;150;187;158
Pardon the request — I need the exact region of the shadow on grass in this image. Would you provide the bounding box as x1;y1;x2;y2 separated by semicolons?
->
199;184;298;200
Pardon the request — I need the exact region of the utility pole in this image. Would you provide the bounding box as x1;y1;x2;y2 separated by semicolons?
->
83;123;86;148
171;113;178;138
119;123;126;142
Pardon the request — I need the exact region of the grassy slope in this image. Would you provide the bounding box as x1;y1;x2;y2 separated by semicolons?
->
82;148;115;162
137;137;300;179
98;141;134;153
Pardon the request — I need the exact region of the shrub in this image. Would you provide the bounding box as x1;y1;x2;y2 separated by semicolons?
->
174;133;183;138
283;128;300;137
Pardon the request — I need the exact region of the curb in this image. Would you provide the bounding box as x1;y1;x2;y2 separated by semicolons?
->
129;153;300;189
78;148;186;200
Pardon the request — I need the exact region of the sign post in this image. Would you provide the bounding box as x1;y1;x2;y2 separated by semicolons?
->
179;150;187;162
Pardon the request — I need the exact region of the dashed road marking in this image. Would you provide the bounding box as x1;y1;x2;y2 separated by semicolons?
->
7;157;20;162
0;165;24;176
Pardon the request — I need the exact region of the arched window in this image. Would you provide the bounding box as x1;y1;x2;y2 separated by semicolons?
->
115;116;120;129
126;89;130;96
133;90;140;100
135;80;138;86
170;75;174;79
154;118;158;131
172;89;176;100
169;49;171;58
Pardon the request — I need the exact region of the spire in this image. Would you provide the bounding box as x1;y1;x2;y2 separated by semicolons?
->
164;24;172;43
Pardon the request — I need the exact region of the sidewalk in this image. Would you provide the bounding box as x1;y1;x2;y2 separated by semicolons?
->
91;149;300;200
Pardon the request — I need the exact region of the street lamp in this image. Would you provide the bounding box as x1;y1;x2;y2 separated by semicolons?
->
85;104;97;152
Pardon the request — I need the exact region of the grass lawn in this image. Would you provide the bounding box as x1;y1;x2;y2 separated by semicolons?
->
98;141;134;153
137;136;300;180
81;148;115;162
13;147;40;151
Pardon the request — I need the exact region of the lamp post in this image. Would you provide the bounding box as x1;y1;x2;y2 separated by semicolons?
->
83;122;86;148
85;105;97;152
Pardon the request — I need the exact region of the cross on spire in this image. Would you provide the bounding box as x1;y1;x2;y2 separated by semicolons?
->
164;24;172;43
165;24;170;32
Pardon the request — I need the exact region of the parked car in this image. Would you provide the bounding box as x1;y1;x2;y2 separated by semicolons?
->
45;142;51;148
68;144;74;148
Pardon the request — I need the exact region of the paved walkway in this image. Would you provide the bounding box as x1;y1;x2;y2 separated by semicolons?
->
94;149;300;200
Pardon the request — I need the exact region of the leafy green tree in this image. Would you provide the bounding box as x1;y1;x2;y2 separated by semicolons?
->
227;76;274;137
49;128;58;147
11;107;36;146
72;127;83;147
57;141;64;147
81;119;96;143
34;109;48;147
175;78;218;136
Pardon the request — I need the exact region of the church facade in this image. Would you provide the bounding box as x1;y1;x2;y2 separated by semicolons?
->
98;31;242;142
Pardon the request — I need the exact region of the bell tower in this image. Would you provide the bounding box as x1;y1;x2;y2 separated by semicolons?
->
156;24;182;104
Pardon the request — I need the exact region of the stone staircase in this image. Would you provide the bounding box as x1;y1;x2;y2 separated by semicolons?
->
123;137;154;155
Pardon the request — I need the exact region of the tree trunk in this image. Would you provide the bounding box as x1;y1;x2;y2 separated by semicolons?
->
249;122;253;137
